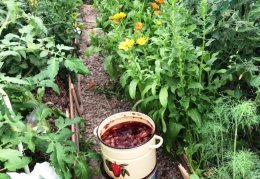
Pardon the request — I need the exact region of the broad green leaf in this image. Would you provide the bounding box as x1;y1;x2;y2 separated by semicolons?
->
39;80;60;93
47;58;59;79
190;174;200;179
180;96;190;110
141;84;153;98
159;86;168;107
56;44;74;51
55;143;66;174
0;173;10;179
160;107;167;132
151;81;157;96
0;76;29;85
46;142;55;153
40;51;49;58
120;71;131;87
187;108;202;127
29;16;47;34
104;55;115;79
129;79;139;99
0;149;31;171
74;160;90;179
64;57;89;75
85;46;102;57
0;51;21;61
188;82;203;90
250;76;260;88
55;117;81;130
217;69;227;74
143;95;159;107
54;128;73;142
164;122;185;152
5;157;31;171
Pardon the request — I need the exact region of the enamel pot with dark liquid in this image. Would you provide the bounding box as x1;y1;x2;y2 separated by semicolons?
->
94;112;163;179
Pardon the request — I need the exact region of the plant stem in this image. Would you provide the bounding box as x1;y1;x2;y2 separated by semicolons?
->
199;0;207;94
233;119;238;179
0;167;6;172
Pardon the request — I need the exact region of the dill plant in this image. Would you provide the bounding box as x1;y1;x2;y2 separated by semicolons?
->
200;97;260;178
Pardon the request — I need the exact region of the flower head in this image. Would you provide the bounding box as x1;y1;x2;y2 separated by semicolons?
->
109;12;126;20
151;3;159;9
154;10;161;15
136;37;148;46
134;22;143;32
155;20;162;25
112;20;120;25
155;0;164;4
118;39;135;51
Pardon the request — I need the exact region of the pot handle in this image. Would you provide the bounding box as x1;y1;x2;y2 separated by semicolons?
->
93;127;98;137
149;135;163;149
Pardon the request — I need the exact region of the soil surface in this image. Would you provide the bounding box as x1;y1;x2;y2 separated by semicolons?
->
80;4;183;179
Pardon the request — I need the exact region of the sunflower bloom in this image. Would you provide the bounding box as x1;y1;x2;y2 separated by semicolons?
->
151;3;159;9
109;12;126;20
154;10;161;15
134;22;143;32
118;39;135;51
136;37;148;46
155;0;164;4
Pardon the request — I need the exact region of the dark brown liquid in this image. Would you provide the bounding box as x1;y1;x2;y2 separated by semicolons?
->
101;121;153;148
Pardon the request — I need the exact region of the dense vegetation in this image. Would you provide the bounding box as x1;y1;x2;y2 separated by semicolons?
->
0;0;96;178
92;0;260;178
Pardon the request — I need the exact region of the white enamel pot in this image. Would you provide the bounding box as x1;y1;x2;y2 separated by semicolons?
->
94;111;163;179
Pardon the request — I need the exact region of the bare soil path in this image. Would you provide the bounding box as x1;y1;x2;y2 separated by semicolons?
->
80;4;183;179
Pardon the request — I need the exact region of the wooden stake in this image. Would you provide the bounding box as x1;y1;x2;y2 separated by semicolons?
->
69;75;77;143
178;164;190;179
69;75;80;152
71;83;81;116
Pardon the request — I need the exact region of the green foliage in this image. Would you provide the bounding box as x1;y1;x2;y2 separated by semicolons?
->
93;0;260;177
0;0;93;178
31;0;83;46
0;0;88;92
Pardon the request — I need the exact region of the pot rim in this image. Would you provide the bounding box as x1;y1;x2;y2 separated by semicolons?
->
96;111;155;150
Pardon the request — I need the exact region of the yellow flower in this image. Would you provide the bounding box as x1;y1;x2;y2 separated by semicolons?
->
109;12;127;20
155;20;162;25
118;39;135;51
136;37;148;46
151;3;160;9
154;10;161;15
155;0;164;4
112;20;120;25
134;22;143;32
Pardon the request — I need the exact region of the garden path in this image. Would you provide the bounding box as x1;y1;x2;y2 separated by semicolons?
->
80;4;183;179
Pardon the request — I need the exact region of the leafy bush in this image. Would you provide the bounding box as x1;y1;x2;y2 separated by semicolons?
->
0;0;88;92
29;0;83;46
92;0;260;177
0;1;95;178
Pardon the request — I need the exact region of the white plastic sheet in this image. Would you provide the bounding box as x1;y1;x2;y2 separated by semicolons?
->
7;162;60;179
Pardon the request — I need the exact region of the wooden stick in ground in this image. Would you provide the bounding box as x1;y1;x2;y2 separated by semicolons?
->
69;75;77;144
178;163;189;179
76;74;82;105
71;83;81;116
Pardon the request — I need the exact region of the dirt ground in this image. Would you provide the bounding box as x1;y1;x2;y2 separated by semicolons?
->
80;4;183;179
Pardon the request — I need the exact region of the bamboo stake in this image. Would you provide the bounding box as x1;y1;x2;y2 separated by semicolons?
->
69;75;77;144
71;83;81;116
0;89;30;174
76;75;82;105
178;164;189;179
69;75;80;152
